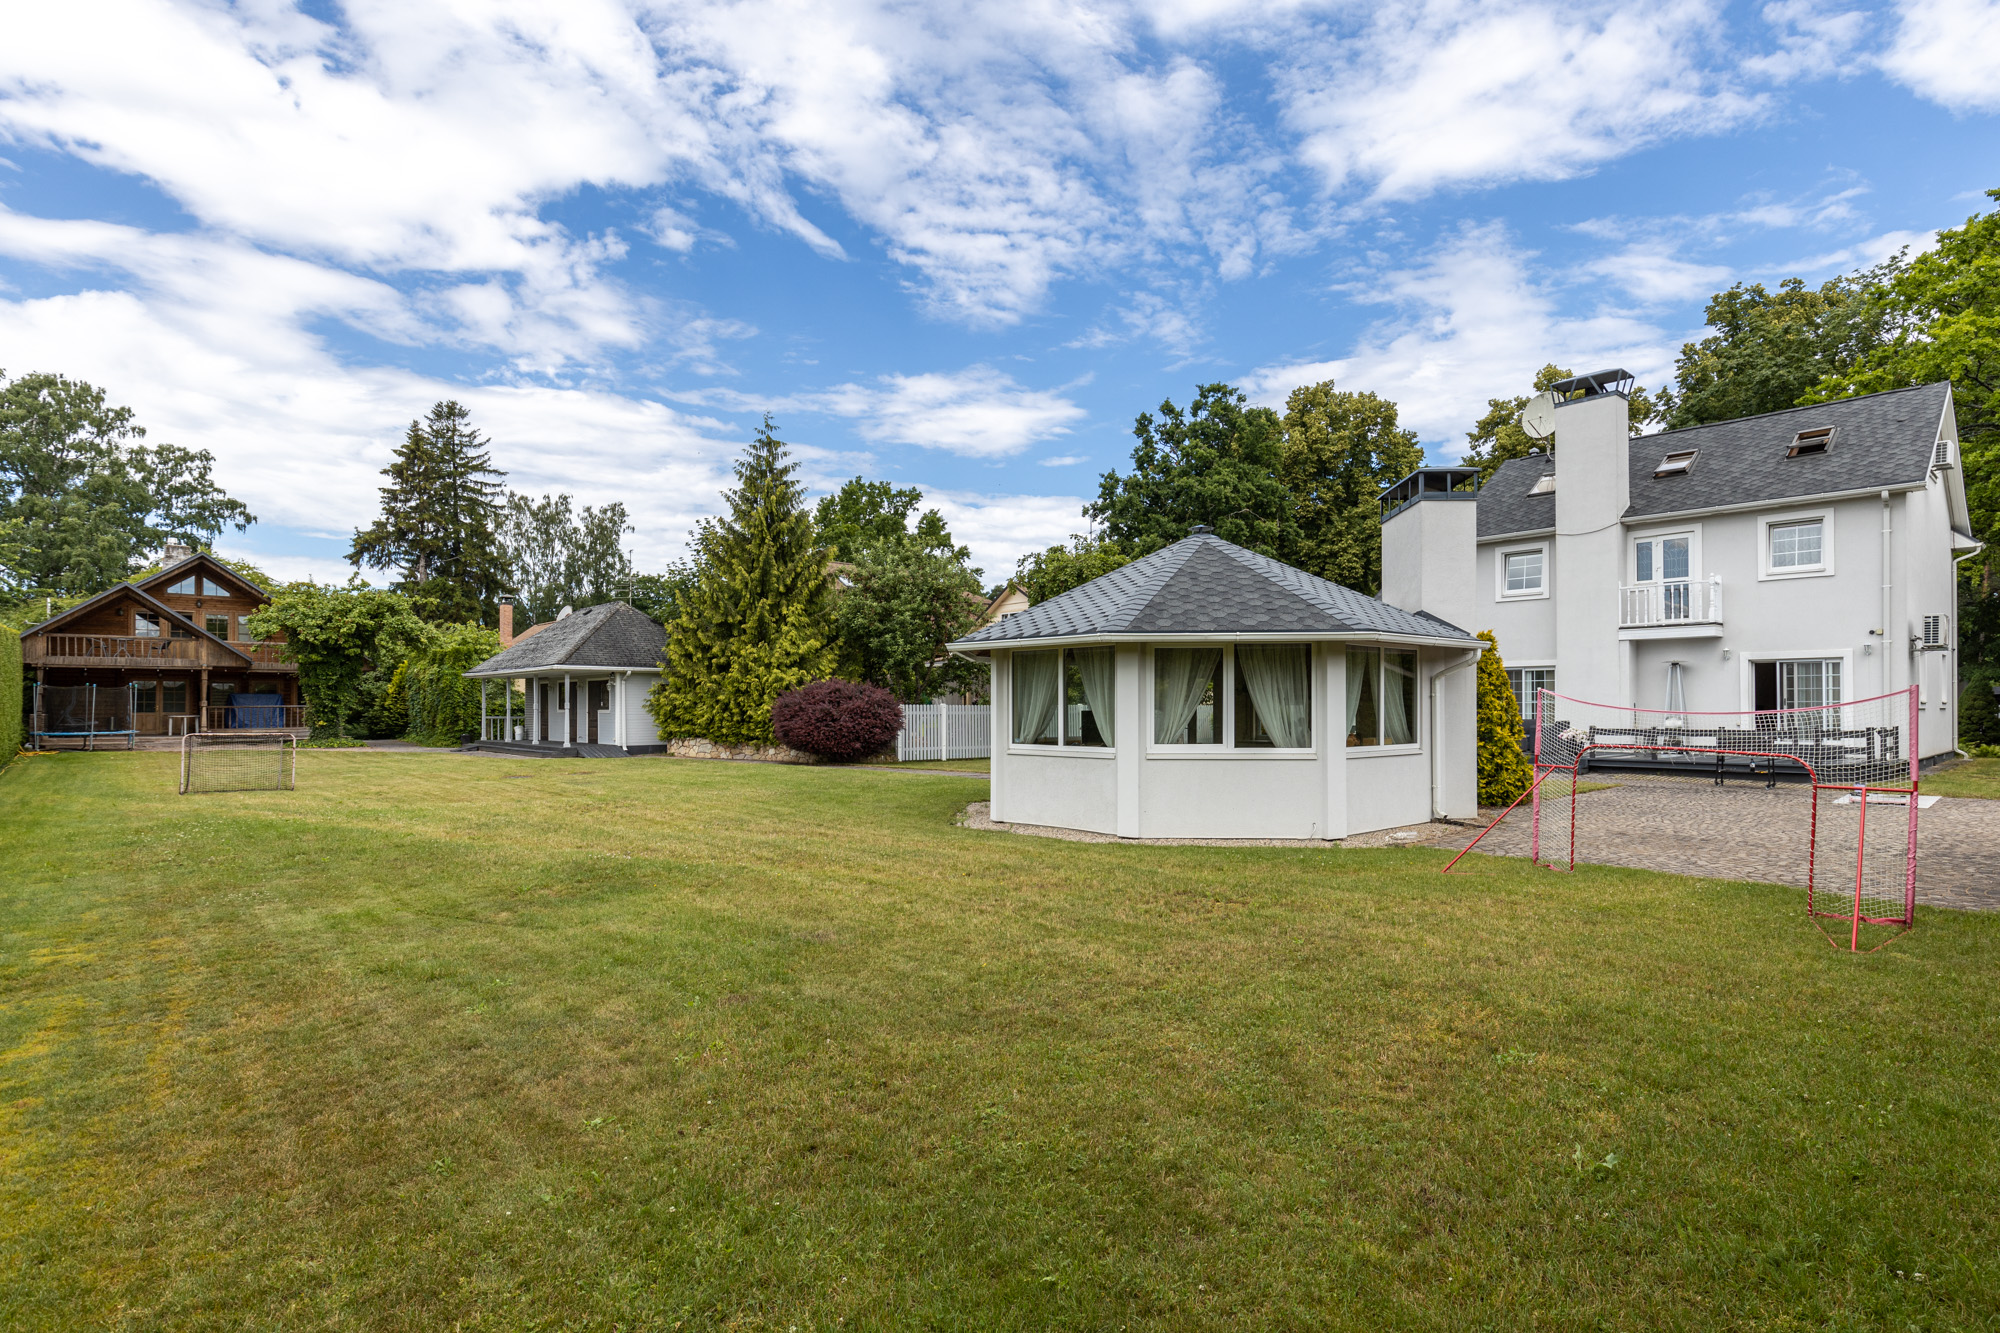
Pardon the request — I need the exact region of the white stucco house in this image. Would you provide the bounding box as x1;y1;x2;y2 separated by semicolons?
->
945;530;1483;840
1380;371;1981;764
462;600;667;756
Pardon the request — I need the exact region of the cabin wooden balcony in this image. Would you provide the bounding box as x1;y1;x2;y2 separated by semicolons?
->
23;633;295;670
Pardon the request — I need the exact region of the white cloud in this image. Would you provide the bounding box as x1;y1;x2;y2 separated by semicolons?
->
1586;247;1735;305
1782;227;1937;273
914;486;1090;579
1880;0;2000;110
1278;0;1760;200
1243;222;1675;446
1743;1;1871;82
1038;454;1088;467
673;366;1087;458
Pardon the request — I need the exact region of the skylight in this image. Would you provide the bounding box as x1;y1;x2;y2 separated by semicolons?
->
1527;474;1554;495
1788;427;1833;457
1653;449;1698;477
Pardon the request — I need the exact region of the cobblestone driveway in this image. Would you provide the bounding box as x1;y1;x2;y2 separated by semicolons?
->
1404;775;2000;912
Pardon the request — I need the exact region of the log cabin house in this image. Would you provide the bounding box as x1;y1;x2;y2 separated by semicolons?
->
19;545;303;743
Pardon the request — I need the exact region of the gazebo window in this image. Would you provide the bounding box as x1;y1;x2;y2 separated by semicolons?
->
1153;645;1312;750
1347;647;1418;747
1015;648;1115;747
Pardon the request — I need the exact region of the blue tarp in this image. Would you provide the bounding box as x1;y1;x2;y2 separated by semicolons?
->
226;694;285;728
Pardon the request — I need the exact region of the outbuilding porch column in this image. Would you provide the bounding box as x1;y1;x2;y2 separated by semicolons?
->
1115;646;1141;838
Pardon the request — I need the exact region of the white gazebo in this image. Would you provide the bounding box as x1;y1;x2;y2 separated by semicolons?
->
462;601;668;756
945;531;1482;840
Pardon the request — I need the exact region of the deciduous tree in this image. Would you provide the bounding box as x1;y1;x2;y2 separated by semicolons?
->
246;581;428;739
1088;383;1289;557
495;490;634;626
1278;380;1424;594
1012;535;1132;604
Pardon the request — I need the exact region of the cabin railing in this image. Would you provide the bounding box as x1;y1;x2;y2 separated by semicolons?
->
31;634;205;663
205;704;308;730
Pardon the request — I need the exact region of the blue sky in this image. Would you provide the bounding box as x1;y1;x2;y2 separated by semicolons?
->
2;0;1997;585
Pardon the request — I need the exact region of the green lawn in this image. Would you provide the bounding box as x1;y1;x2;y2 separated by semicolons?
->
1925;758;2000;799
3;750;1997;1331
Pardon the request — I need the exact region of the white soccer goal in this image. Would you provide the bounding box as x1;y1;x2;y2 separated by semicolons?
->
180;731;298;795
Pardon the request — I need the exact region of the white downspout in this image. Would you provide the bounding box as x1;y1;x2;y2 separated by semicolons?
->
564;671;573;746
1429;649;1481;820
1880;491;1894;697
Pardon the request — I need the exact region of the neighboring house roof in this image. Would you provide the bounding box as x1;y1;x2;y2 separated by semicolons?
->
948;533;1476;648
18;579;254;663
1479;382;1954;540
975;581;1030;626
464;601;666;676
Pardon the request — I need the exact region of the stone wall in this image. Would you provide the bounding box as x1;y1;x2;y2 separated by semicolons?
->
666;737;823;764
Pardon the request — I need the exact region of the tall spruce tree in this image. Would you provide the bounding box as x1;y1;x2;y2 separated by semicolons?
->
1474;630;1533;807
648;418;834;744
348;400;508;623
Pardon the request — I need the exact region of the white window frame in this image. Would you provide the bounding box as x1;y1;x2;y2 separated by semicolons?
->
1006;647;1118;757
1738;648;1855;725
1759;510;1833;580
1505;664;1556;722
1341;645;1423;757
1496;544;1549;601
1143;643;1319;759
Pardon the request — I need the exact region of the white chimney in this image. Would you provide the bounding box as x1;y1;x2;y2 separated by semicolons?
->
1551;369;1634;709
162;540;195;563
1379;466;1480;632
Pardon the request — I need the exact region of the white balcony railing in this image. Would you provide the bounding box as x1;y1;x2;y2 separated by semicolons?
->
1619;575;1723;629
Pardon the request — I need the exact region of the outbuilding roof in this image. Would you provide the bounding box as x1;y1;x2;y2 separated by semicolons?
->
1479;382;1954;540
947;533;1476;648
463;601;666;676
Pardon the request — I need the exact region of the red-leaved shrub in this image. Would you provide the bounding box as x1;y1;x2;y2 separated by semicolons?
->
770;679;906;761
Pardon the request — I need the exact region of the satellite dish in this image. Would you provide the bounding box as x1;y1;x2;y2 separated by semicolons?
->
1519;391;1557;441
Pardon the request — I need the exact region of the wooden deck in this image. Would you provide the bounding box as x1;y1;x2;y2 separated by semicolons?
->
24;634;294;670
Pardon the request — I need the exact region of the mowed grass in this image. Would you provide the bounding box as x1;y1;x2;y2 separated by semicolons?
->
3;753;1998;1332
1926;758;2000;799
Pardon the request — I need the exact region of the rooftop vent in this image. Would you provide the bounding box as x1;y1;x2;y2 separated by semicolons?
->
1190;524;1214;536
1933;437;1954;470
1527;473;1555;495
1787;426;1834;458
1653;449;1698;478
1548;368;1635;400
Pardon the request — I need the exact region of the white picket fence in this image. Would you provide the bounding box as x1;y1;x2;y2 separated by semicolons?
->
896;702;992;761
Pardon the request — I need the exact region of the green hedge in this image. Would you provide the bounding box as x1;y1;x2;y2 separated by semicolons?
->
0;622;21;763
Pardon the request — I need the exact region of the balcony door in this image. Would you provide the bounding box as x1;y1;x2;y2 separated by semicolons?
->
1633;534;1692;621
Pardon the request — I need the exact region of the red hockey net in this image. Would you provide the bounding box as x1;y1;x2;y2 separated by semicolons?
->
1450;686;1920;951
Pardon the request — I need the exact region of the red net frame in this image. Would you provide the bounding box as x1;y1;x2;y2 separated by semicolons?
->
1447;686;1920;951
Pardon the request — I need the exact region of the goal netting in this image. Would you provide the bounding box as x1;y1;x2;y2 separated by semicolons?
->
180;731;298;795
1452;686;1921;951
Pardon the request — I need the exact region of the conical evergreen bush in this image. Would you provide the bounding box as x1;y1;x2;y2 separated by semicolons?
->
649;419;834;744
1475;630;1534;806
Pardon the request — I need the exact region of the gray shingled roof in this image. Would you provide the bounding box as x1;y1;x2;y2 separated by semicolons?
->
464;601;666;675
1479;382;1951;540
948;534;1476;647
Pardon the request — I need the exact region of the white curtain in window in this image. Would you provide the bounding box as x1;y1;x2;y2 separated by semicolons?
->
1012;650;1061;743
1345;648;1371;738
1154;647;1221;743
1236;645;1312;748
1383;651;1416;745
1072;648;1117;745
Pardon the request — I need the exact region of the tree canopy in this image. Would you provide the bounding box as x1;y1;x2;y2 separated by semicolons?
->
348;400;508;624
496;490;634;626
648;419;835;745
1013;535;1132;605
0;371;255;600
1088;383;1289;557
813;478;966;565
1277;380;1424;595
246;580;428;739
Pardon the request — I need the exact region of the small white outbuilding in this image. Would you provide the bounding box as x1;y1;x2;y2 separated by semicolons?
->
946;530;1483;841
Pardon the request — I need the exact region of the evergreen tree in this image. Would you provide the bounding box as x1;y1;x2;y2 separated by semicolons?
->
1474;631;1533;807
348;401;508;624
648;418;835;744
1087;383;1290;557
1278;380;1424;594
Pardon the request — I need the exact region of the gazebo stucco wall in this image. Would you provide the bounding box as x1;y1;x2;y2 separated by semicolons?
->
948;534;1482;841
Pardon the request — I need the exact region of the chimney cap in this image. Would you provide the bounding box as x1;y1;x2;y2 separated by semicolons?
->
1549;368;1635;400
497;594;514;605
1378;466;1482;523
1190;524;1214;536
